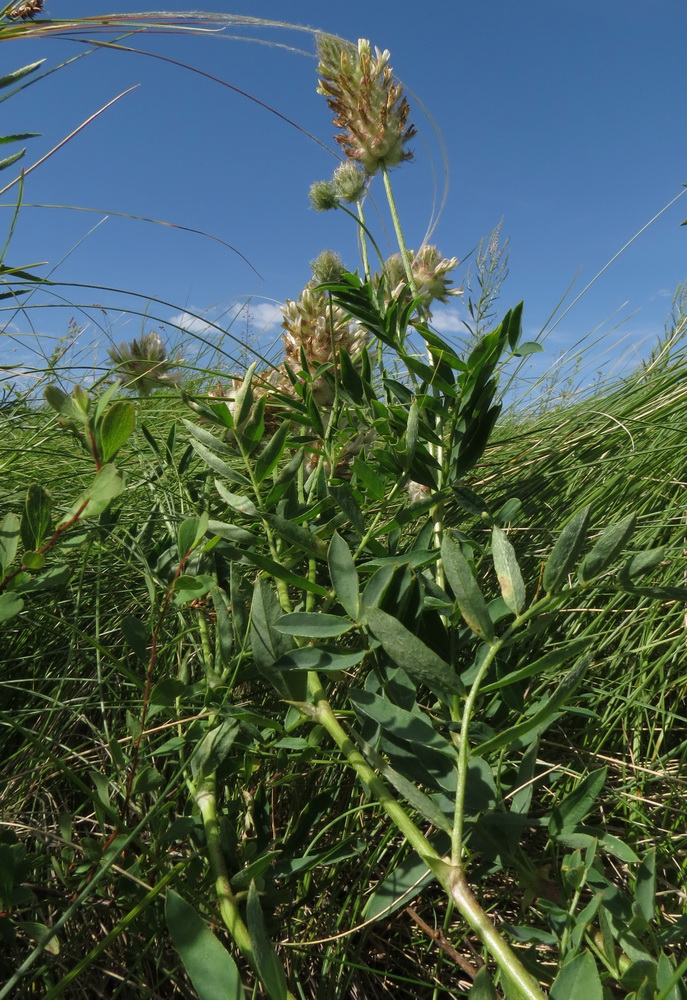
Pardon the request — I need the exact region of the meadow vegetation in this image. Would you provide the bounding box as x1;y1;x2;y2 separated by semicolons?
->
1;9;686;1000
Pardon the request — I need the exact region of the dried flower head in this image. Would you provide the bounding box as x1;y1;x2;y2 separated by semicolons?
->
317;35;416;176
385;246;462;315
107;332;183;395
280;285;368;406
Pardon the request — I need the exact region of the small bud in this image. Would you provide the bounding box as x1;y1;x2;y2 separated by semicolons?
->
333;162;366;202
310;249;345;284
309;180;340;212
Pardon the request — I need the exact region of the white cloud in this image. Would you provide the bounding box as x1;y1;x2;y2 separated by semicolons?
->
169;301;283;337
249;302;283;330
429;306;467;335
168;310;219;335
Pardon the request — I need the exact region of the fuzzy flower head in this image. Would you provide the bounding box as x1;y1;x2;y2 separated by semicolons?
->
281;285;368;406
332;161;366;202
107;332;183;395
310;249;346;285
385;246;462;315
317;35;415;176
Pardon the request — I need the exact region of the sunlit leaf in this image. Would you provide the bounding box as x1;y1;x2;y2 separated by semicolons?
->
98;399;135;463
0;511;20;573
491;525;525;615
0;591;24;623
273;611;354;638
550;951;602;1000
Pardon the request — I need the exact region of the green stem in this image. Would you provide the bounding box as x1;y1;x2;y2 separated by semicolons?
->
357;200;371;279
194;772;297;1000
305;671;548;1000
306;672;438;859
195;774;254;958
381;162;416;294
449;868;546;1000
452;640;498;864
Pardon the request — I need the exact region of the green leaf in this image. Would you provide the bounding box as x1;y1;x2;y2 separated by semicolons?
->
57;465;124;525
512;340;544;357
339;346;365;403
250;580;304;700
363;851;435;920
441;532;494;640
183;419;238;459
246;881;287;1000
476;653;591;755
549;768;608;836
578;514;636;584
16;921;59;955
619;547;665;582
165;890;242;1000
272;646;365;673
177;513;209;560
550;951;602;1000
353;733;453;833
0;60;44;90
273;612;354;638
349;689;454;755
254;419;291;484
173;573;215;606
353;456;386;500
21;550;45;570
122;615;148;662
233;361;257;427
97;400;135;463
0;512;20;573
262;513;327;560
365;606;463;699
554;828;640;863
634;848;656;927
328;532;360;619
190;719;240;780
0;591;24;623
21;484;51;551
469;966;497;1000
542;505;591;594
44;384;87;425
214;481;259;518
491;526;525;615
481;637;592;693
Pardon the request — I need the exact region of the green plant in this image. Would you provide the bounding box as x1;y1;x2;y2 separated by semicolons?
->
2;11;687;1000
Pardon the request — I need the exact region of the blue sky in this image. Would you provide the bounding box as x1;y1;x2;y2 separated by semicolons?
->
2;1;686;399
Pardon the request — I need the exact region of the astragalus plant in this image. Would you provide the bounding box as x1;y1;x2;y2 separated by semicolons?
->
2;10;687;1000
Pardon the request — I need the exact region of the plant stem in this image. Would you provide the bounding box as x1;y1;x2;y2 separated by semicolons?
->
381;162;416;293
305;671;548;1000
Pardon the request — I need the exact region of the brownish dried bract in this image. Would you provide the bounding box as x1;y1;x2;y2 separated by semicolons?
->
7;0;45;20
